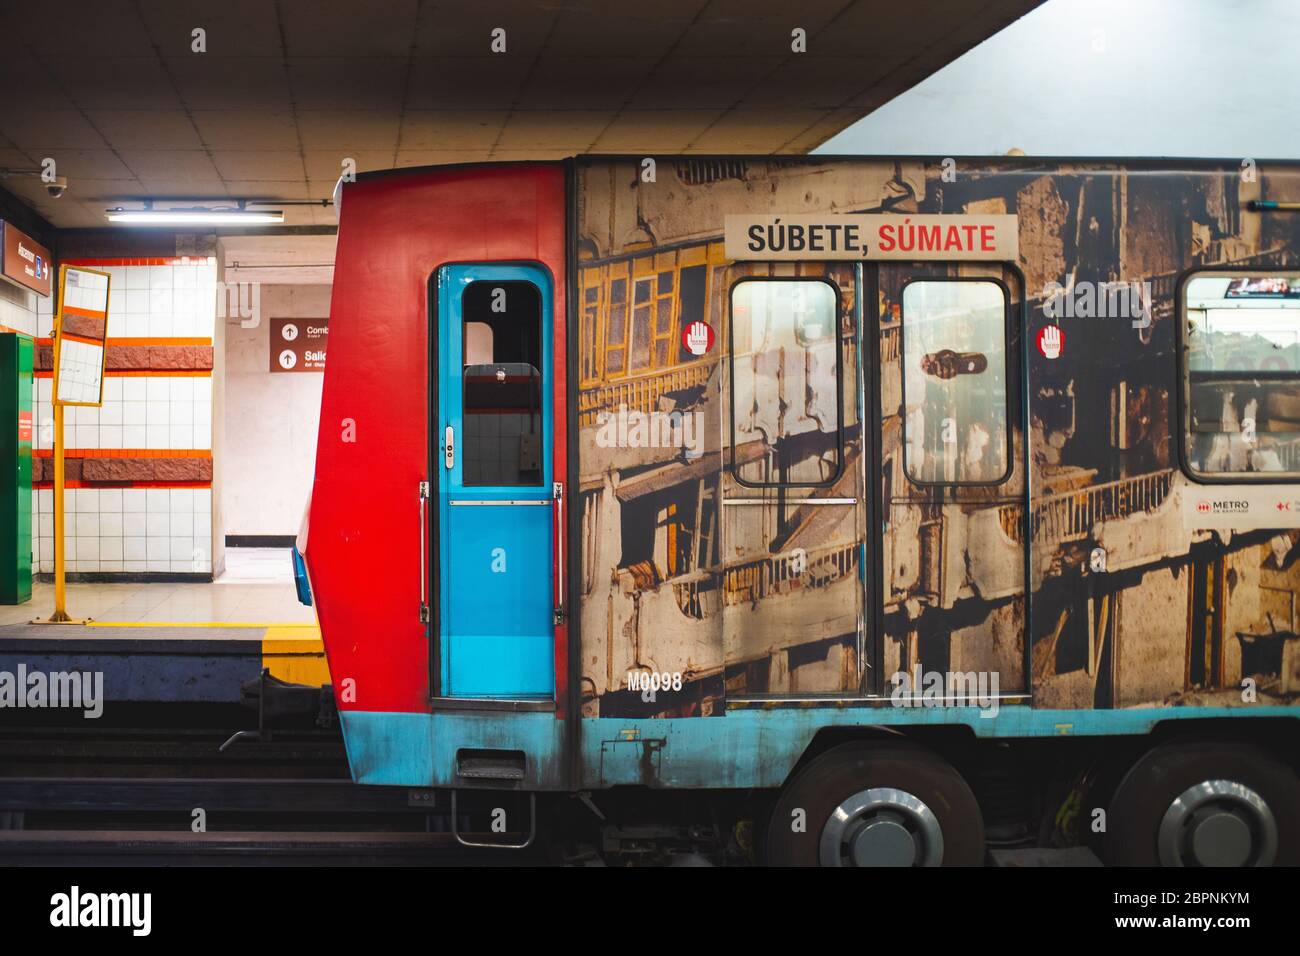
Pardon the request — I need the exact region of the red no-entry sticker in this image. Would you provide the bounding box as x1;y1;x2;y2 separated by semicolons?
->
1037;325;1064;359
682;320;715;356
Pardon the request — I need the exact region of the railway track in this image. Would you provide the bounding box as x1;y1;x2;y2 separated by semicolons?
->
0;830;544;866
0;776;549;865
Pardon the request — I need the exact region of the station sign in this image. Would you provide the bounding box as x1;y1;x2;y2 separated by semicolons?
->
724;214;1019;261
271;317;328;372
53;266;111;407
0;221;53;297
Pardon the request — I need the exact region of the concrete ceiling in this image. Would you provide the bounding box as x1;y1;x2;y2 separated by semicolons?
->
0;0;1042;229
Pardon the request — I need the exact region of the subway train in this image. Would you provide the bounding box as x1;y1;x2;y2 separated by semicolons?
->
298;155;1300;866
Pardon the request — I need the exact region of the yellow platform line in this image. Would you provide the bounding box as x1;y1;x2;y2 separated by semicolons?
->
85;621;319;628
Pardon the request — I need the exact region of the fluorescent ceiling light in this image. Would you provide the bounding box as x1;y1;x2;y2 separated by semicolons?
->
105;208;284;225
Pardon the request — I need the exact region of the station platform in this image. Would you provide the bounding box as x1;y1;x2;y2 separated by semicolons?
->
0;549;329;708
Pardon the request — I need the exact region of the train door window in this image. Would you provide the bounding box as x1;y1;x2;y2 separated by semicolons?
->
460;280;543;486
1183;273;1300;478
900;279;1010;484
729;278;843;487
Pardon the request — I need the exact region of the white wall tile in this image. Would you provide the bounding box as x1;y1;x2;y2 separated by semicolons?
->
169;536;193;561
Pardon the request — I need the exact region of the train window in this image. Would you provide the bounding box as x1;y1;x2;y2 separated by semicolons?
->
901;279;1009;485
1183;273;1300;479
460;281;543;487
729;278;843;487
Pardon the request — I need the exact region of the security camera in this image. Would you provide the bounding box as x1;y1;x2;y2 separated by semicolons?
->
46;176;68;199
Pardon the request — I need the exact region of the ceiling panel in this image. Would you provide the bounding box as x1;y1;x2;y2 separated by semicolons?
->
0;0;1044;228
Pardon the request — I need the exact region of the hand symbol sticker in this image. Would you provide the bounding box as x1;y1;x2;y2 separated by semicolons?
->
682;320;715;357
1037;324;1063;360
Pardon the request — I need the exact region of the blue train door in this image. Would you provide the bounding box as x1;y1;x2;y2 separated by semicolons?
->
436;264;555;698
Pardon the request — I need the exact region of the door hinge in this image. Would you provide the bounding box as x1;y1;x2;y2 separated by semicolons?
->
553;606;565;626
553;481;563;500
420;604;430;624
419;480;430;498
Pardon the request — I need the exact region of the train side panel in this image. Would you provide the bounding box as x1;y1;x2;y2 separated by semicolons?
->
572;157;1300;788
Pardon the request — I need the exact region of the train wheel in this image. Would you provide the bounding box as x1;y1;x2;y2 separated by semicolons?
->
1104;740;1298;867
763;740;985;867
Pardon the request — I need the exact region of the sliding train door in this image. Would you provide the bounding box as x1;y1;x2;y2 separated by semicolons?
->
721;263;871;699
435;263;555;698
873;263;1027;699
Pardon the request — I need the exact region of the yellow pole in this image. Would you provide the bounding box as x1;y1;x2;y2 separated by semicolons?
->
51;401;69;621
33;294;87;625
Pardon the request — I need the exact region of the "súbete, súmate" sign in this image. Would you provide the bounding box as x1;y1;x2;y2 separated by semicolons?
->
724;214;1019;261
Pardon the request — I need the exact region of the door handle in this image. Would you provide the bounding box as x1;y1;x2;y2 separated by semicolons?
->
553;481;563;624
444;425;454;469
419;480;430;623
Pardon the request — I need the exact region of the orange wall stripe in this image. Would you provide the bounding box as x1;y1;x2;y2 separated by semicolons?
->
34;449;212;459
35;480;212;489
60;332;104;347
36;369;212;378
62;306;107;320
37;337;213;346
65;258;214;267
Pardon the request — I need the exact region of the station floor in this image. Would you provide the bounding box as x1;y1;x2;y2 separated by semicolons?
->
0;548;316;628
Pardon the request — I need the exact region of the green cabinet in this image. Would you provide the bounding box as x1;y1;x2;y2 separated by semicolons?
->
0;334;33;604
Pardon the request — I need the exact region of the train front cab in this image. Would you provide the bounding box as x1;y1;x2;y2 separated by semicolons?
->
307;162;571;811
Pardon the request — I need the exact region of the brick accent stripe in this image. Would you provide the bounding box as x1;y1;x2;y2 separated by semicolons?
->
36;343;214;372
33;452;212;483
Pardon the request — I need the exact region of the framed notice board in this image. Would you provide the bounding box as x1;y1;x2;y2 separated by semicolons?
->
52;266;111;407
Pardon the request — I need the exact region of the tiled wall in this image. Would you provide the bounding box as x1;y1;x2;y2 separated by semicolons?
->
32;257;218;577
